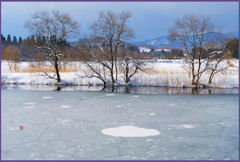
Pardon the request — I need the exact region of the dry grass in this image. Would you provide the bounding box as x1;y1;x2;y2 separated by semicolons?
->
144;69;186;75
17;62;83;73
2;61;238;87
21;66;79;73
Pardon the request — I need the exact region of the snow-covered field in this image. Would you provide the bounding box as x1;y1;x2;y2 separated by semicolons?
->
1;59;239;88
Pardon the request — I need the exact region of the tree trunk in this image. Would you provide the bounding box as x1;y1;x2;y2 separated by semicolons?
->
126;66;129;83
55;63;61;83
208;72;214;84
191;63;195;85
111;69;115;84
115;58;118;81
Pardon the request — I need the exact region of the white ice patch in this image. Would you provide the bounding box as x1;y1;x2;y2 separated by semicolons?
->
61;106;70;108
133;95;139;97
23;103;35;105
182;124;195;128
42;97;52;99
7;127;18;131
101;126;160;137
117;105;123;108
150;113;156;116
106;94;115;96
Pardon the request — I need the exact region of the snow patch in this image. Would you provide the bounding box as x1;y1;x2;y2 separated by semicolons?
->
182;124;195;128
7;127;18;131
106;94;115;96
23;103;35;105
133;95;139;98
101;126;160;137
61;106;70;108
117;105;123;108
42;97;52;99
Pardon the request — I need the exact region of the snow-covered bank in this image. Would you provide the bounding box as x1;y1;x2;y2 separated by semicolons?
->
1;60;239;88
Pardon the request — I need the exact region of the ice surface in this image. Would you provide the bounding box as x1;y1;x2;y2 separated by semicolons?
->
101;126;160;137
1;89;239;160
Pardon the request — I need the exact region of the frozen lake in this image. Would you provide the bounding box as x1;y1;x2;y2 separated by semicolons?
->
1;88;239;160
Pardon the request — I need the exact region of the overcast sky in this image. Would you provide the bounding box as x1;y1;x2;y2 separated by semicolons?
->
1;2;239;42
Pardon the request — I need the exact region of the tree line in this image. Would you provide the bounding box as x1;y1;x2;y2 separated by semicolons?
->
1;10;239;87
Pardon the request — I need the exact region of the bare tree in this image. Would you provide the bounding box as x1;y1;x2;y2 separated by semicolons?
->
168;14;231;86
207;49;236;84
24;10;80;83
81;10;134;86
118;48;146;85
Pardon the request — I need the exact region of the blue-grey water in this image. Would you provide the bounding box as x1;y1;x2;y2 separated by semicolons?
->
1;86;239;160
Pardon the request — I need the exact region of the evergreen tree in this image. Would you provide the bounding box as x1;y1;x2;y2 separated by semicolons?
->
37;35;41;43
18;37;23;44
42;36;46;44
1;34;6;41
178;49;183;57
226;38;239;58
13;36;17;43
57;38;63;46
7;34;11;42
26;36;31;45
161;49;165;55
31;35;35;42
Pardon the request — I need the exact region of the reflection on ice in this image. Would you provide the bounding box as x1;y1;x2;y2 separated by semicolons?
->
1;84;238;94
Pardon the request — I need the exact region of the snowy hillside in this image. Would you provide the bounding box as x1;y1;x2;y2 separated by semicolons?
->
133;36;182;47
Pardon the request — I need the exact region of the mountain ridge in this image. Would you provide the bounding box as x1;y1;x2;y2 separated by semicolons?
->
132;31;239;47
